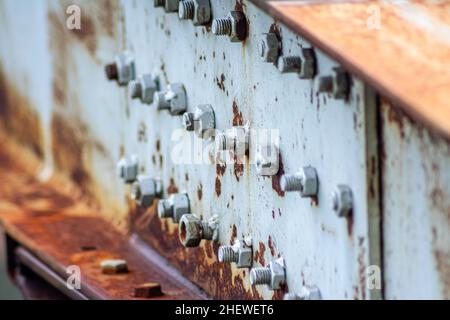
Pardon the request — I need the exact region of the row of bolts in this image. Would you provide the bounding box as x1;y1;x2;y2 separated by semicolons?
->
103;1;355;300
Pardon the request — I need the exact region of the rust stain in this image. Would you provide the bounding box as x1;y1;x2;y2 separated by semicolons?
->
215;74;226;92
268;235;276;257
0;141;200;299
271;154;285;197
233;155;244;182
216;163;226;176
230;225;238;245
232;100;244;126
254;242;266;266
215;177;221;197
167;178;179;195
197;184;203;201
357;237;366;300
0;68;44;158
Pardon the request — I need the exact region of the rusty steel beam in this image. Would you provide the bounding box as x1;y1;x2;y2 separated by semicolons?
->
0;137;206;300
250;0;450;139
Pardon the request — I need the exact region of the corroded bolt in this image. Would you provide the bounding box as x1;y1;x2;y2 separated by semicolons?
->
256;143;280;176
331;184;353;217
250;257;286;290
154;83;187;115
259;33;280;63
182;104;215;138
218;239;252;268
317;66;350;99
105;52;136;86
178;214;219;248
131;175;163;207
278;56;302;74
212;11;247;42
133;282;164;298
117;155;139;184
178;0;211;26
154;0;165;7
129;74;159;104
284;285;321;300
280;166;318;198
299;48;316;79
100;259;128;275
157;193;190;223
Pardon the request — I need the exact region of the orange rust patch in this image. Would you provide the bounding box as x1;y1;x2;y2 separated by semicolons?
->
254;242;266;266
167;178;179;195
272;155;285;197
215;177;221;197
0;68;43;158
232;101;244;126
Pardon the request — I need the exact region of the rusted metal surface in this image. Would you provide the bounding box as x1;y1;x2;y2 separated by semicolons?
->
0;0;381;299
250;0;450;139
380;100;450;299
0;138;205;300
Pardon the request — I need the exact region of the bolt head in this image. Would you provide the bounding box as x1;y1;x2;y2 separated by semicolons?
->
179;214;203;247
331;184;353;217
269;258;286;290
256;143;279;176
259;33;280;63
299;166;318;197
136;74;158;104
131;176;161;207
157;199;172;219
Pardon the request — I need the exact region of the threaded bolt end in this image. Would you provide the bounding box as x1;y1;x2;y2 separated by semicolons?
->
157;200;172;219
278;56;302;73
130;81;142;99
212;18;232;36
215;132;228;151
105;63;118;80
280;174;303;192
250;267;272;285
179;0;195;20
218;246;239;263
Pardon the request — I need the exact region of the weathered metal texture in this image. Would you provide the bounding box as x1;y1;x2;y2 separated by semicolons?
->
0;0;381;299
0;138;205;300
380;100;450;299
250;0;450;139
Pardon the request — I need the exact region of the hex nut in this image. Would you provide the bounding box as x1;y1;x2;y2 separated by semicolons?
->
114;52;136;86
299;48;316;79
133;282;164;298
331;184;353;217
183;105;215;138
256;143;279;176
154;0;165;7
158;193;190;223
269;258;286;290
117;155;138;184
154;83;187;115
284;285;321;300
259;33;280;63
299;166;318;197
179;214;203;247
131;176;162;207
165;0;179;12
129;74;159;104
179;0;211;26
318;67;350;99
100;259;128;274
